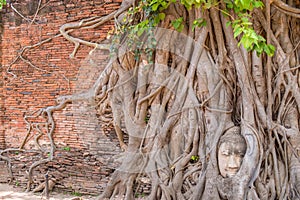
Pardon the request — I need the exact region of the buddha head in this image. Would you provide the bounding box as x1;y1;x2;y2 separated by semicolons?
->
218;126;247;178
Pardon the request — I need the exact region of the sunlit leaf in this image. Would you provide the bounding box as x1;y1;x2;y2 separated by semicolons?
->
158;12;165;20
234;27;243;38
264;44;275;56
172;17;184;31
226;21;232;27
253;0;264;8
152;3;159;11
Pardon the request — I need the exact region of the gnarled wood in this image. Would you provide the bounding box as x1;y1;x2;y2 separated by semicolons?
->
2;0;300;199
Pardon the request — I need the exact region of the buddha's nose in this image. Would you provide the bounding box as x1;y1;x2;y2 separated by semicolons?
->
228;155;239;169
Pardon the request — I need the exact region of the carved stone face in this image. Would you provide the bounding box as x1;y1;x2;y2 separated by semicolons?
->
218;127;246;178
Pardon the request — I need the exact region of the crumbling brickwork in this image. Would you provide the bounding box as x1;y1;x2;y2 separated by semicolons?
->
0;9;5;150
0;0;124;195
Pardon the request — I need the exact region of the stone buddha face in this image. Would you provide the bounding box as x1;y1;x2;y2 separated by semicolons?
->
218;126;246;178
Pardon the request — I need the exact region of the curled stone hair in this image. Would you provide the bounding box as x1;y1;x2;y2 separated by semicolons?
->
219;126;246;146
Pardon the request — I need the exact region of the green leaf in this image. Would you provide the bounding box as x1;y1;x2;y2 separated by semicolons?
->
233;27;243;38
241;21;252;26
192;18;207;30
63;146;71;151
240;35;253;50
0;0;6;9
249;31;259;40
253;0;264;8
137;28;145;36
226;1;234;8
204;1;212;9
257;35;266;42
241;17;250;23
152;3;159;11
264;44;275;56
190;155;199;162
254;42;264;53
178;24;184;32
181;0;194;9
161;1;168;9
154;13;166;25
149;0;158;6
135;20;149;36
226;21;231;27
158;12;166;20
172;17;184;31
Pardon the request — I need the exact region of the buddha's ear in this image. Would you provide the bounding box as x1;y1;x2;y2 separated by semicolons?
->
235;124;262;191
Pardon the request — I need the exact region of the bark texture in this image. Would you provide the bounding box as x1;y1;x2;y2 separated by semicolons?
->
2;0;300;199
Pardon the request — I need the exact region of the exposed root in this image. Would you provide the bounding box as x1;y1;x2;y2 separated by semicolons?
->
2;0;300;198
0;148;26;184
272;0;300;18
32;178;56;193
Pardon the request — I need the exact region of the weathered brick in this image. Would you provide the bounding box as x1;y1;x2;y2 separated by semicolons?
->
0;0;129;195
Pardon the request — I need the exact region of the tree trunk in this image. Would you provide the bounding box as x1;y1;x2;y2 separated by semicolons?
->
13;0;300;199
96;1;300;199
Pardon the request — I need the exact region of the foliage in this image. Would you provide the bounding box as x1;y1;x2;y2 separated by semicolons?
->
120;0;275;56
15;180;20;187
171;17;184;32
63;146;71;151
192;18;207;30
0;0;6;9
224;0;275;56
72;191;82;197
135;193;146;198
144;116;150;123
109;0;167;63
180;0;215;10
190;155;199;162
11;0;298;198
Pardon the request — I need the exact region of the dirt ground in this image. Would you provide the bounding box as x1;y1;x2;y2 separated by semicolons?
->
0;183;97;200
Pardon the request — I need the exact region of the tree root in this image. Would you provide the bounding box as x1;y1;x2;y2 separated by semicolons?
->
0;148;26;184
3;0;300;199
32;178;56;193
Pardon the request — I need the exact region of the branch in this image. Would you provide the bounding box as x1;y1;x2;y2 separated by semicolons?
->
59;3;132;57
30;0;42;25
24;96;73;191
7;33;62;78
0;149;26;183
10;3;34;23
26;157;51;192
273;0;300;18
7;32;72;89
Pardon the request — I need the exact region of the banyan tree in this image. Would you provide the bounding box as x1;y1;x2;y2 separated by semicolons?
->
3;0;300;199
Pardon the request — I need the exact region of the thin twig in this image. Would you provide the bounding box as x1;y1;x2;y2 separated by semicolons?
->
30;0;42;25
10;4;34;23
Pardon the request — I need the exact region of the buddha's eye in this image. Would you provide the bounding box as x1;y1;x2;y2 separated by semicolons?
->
234;150;245;157
221;151;230;156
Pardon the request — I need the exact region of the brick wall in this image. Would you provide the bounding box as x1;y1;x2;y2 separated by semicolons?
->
0;0;125;195
0;9;5;149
